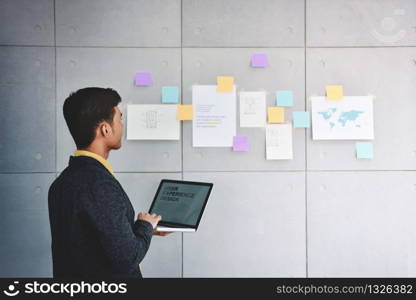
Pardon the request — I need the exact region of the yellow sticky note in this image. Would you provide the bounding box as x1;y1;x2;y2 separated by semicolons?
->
326;85;343;100
177;105;194;120
268;107;285;123
217;76;234;92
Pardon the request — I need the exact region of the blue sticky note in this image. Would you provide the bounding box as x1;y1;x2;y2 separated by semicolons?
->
162;87;179;103
356;142;373;159
293;111;310;128
276;90;294;107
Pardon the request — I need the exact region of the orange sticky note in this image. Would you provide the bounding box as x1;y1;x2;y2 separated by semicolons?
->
217;76;234;92
326;85;343;100
268;107;285;123
177;105;194;120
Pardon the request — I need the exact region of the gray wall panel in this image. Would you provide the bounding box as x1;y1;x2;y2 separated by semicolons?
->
307;0;416;47
56;0;181;47
308;172;416;277
183;172;306;277
56;47;182;172
307;48;416;171
0;174;54;277
0;0;54;46
183;0;304;47
182;48;305;171
0;46;55;172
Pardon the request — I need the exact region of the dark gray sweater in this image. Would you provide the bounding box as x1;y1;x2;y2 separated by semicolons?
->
48;155;153;279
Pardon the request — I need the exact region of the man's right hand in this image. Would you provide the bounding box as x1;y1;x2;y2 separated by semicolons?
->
137;212;161;229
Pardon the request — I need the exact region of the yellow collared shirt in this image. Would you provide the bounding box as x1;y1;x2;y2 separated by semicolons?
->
73;150;114;175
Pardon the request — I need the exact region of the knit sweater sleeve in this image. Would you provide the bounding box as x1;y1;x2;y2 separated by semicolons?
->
83;177;154;275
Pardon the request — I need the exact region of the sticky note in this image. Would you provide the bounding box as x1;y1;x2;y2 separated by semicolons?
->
177;105;194;121
251;53;268;67
217;76;234;92
326;85;343;100
293;111;310;128
162;87;179;103
356;142;373;159
276;90;294;107
268;107;285;123
135;72;152;86
233;136;249;152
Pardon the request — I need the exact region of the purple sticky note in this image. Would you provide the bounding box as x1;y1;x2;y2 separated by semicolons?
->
251;53;268;68
135;72;152;86
233;136;249;152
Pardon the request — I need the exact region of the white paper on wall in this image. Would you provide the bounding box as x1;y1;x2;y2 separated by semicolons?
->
192;85;236;147
266;123;293;160
239;91;267;127
311;96;374;140
126;104;180;140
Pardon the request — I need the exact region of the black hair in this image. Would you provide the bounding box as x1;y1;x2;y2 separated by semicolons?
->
63;87;121;149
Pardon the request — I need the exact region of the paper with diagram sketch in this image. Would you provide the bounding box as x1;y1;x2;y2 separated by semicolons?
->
192;85;236;147
126;104;180;140
239;91;266;127
266;123;293;160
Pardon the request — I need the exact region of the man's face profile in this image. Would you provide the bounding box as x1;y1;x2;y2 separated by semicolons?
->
108;106;123;150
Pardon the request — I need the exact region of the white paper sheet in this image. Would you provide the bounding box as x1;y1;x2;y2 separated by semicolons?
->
126;104;180;140
266;123;293;160
192;85;236;147
311;96;374;140
239;91;267;127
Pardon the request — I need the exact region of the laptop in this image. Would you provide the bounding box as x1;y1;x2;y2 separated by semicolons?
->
148;179;213;232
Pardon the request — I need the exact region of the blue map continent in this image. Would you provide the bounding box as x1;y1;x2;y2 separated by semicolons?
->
318;109;363;129
338;110;363;127
318;108;337;120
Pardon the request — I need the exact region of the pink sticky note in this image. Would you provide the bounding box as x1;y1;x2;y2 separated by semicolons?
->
233;136;249;152
135;72;152;86
251;53;268;67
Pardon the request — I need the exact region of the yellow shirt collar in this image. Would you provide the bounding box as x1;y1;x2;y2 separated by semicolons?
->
73;150;114;175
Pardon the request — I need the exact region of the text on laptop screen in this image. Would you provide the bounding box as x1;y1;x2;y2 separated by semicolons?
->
150;182;211;226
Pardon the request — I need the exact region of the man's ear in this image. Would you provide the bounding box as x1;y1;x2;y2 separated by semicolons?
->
98;122;111;137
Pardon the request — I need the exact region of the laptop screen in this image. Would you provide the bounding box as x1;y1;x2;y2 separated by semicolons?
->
149;180;213;228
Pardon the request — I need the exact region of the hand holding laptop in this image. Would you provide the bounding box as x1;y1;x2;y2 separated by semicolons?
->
153;231;172;236
137;212;172;236
138;212;161;229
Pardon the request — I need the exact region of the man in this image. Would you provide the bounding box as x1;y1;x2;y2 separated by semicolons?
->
48;87;167;278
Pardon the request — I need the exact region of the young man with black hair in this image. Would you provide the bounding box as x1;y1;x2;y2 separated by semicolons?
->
48;87;168;279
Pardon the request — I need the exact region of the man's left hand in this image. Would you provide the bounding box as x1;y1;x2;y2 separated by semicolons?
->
153;231;173;236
